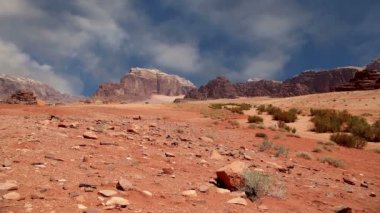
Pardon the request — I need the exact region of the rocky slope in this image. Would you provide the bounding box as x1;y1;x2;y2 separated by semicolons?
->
93;68;196;102
185;76;237;100
0;75;80;104
335;59;380;91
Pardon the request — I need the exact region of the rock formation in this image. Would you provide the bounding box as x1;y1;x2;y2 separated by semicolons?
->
93;68;196;102
335;59;380;91
185;76;237;100
0;75;80;104
6;89;37;105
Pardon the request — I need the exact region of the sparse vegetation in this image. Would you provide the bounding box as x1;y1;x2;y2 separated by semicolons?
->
278;121;297;133
371;148;380;154
312;146;323;153
330;133;367;149
296;151;313;160
275;146;289;157
256;104;298;123
258;139;273;152
209;103;252;114
244;170;271;200
248;115;263;124
255;132;268;138
319;156;344;168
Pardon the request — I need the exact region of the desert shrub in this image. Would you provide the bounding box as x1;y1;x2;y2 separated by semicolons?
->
372;120;380;142
244;170;271;200
310;109;351;133
319;156;344;168
346;116;373;140
209;103;224;109
239;103;252;111
255;132;268;138
228;107;244;114
258;140;273;152
330;133;367;149
278;121;297;133
248;115;264;124
371;148;380;154
296;152;313;160
312;146;323;153
257;104;266;113
228;120;240;128
275;146;289;157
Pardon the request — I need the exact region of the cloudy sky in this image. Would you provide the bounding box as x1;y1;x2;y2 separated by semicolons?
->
0;0;379;95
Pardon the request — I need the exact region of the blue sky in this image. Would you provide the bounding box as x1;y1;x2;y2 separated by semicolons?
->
0;0;379;96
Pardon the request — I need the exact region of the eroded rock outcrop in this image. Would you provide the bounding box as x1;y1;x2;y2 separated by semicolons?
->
0;75;80;104
93;68;196;102
6;89;37;105
185;76;237;100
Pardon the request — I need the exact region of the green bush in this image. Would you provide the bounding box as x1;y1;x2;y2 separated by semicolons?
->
228;107;244;114
278;121;297;133
248;115;264;124
258;139;272;152
372;120;380;142
275;146;288;157
244;170;271;200
257;105;266;113
346;116;373;140
330;133;367;149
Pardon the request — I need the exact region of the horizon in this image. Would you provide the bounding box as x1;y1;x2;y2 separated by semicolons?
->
0;0;379;96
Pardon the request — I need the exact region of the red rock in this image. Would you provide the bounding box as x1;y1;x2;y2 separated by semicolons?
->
216;161;248;191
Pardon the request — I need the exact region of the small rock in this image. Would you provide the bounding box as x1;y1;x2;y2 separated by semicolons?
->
30;193;44;199
227;197;247;206
243;154;253;160
77;204;87;210
216;188;231;194
258;205;269;211
370;192;376;197
117;178;133;191
216;161;248;191
165;152;175;157
98;190;117;197
162;167;174;175
2;159;12;167
83;131;98;140
84;208;102;213
182;190;197;197
126;124;140;134
105;197;129;207
0;181;18;191
360;181;368;188
2;191;21;200
198;185;210;193
79;182;97;189
100;141;118;146
343;177;355;185
200;136;214;143
210;150;224;160
333;206;352;213
141;190;153;197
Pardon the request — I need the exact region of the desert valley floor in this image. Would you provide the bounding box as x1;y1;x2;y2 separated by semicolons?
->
1;90;380;213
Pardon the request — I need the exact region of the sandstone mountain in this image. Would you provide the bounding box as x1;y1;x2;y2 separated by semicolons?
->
185;64;363;100
0;75;80;104
335;59;380;91
93;68;196;102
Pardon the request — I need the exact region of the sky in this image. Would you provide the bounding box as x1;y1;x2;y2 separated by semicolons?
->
0;0;379;96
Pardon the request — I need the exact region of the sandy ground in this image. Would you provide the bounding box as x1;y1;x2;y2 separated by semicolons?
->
0;90;380;212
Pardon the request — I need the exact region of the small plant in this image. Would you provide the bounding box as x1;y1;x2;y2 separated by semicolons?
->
244;170;271;200
319;156;344;168
296;151;313;160
278;121;297;133
312;146;323;153
330;133;367;149
371;148;380;154
259;140;273;152
248;115;263;124
228;120;241;128
275;146;289;157
255;132;268;138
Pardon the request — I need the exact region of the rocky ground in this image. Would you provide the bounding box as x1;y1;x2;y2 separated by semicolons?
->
0;97;379;212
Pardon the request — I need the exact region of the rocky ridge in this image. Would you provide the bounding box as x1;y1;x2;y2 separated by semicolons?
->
0;75;80;104
93;68;196;102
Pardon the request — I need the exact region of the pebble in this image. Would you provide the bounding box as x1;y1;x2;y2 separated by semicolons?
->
216;188;231;194
200;136;214;143
77;204;87;210
227;197;247;206
105;197;129;207
0;181;18;191
117;178;133;191
198;185;210;193
182;190;197;197
258;205;269;211
3;191;21;200
162;167;174;175
98;190;117;197
84;208;102;213
342;177;356;185
370;192;376;197
141;190;153;197
83;131;98;140
333;206;352;213
165;152;175;157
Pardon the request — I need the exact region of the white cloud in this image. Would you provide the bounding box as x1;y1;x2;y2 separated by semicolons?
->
150;43;200;72
0;39;81;95
0;0;42;18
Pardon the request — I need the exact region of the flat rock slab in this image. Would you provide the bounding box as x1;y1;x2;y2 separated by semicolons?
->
0;181;18;191
83;131;98;139
3;191;21;200
98;189;117;197
227;197;247;206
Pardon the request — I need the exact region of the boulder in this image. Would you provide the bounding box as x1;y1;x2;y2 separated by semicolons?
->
216;161;249;191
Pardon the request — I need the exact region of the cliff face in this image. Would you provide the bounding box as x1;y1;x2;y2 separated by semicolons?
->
335;59;380;91
0;75;80;104
93;68;196;101
185;76;237;100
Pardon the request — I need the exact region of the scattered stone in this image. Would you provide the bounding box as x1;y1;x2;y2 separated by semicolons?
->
77;204;87;210
100;141;118;146
84;208;102;213
162;167;174;175
0;181;18;191
2;191;21;200
182;190;197;197
370;192;376;197
83;131;98;140
117;178;133;191
98;190;117;197
105;197;129;207
79;182;97;189
198;185;210;193
141;190;153;197
210;150;224;160
343;177;356;185
165;152;175;157
243;154;253;160
2;159;12;167
216;188;231;194
230;191;246;197
30;193;44;199
216;161;248;191
360;181;368;188
258;205;269;211
333;206;352;213
200;136;214;143
44;154;64;162
227;197;247;206
126;124;140;134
